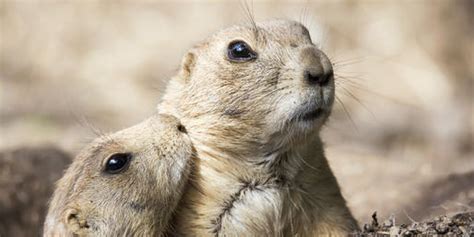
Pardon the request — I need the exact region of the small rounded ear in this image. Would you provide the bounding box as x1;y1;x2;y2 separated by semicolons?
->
178;50;196;82
64;208;89;233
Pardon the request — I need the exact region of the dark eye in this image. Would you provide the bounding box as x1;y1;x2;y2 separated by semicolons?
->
177;124;187;133
227;40;257;62
104;153;131;174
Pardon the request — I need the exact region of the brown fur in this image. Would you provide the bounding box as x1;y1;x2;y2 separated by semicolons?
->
43;114;193;236
159;19;359;236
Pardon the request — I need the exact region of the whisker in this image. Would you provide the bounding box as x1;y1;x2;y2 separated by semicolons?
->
332;56;367;69
333;62;364;69
337;84;376;120
70;111;110;141
335;71;366;80
336;78;417;108
330;54;366;63
239;0;259;39
335;75;367;88
299;0;310;26
335;95;359;133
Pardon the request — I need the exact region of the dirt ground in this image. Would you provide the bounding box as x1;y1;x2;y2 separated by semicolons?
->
0;0;473;235
0;147;71;236
353;211;474;236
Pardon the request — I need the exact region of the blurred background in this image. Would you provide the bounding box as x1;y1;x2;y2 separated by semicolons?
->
0;0;473;235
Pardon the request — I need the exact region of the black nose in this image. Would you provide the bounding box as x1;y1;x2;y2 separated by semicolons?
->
304;70;333;86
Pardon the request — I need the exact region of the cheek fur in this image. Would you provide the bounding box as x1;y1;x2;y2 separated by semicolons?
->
265;93;300;130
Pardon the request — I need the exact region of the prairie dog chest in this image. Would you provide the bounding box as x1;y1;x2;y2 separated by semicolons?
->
211;180;287;235
172;138;317;236
186;163;310;237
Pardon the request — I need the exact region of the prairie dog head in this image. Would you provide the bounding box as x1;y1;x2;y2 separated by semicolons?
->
160;19;334;156
44;114;192;236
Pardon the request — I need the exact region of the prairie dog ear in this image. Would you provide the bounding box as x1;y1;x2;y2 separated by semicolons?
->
178;50;196;82
64;208;89;235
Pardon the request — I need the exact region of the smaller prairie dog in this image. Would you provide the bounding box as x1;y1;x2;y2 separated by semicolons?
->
43;114;193;236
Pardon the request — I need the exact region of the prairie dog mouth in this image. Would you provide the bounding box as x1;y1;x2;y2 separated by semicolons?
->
301;108;325;121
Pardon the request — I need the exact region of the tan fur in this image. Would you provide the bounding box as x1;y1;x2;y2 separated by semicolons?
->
43;114;193;237
159;19;359;236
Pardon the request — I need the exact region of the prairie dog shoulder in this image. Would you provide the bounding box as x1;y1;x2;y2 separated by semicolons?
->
44;114;193;237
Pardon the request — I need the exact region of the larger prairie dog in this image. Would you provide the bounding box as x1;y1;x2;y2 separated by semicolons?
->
159;19;359;236
44;114;193;236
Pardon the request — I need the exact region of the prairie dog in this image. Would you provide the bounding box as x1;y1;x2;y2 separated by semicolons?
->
43;114;193;236
159;19;359;236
